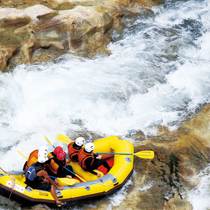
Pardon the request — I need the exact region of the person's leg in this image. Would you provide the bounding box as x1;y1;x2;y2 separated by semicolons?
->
94;159;111;171
101;159;111;170
48;176;64;190
30;180;63;205
50;185;63;205
37;170;64;194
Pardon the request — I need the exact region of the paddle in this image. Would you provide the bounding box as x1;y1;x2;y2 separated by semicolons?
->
44;136;86;182
55;135;155;160
56;177;79;186
0;166;9;175
56;134;73;145
95;150;155;160
44;136;55;148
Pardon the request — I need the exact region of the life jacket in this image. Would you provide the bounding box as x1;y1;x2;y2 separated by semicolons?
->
68;143;81;162
25;166;37;181
24;150;38;171
47;152;66;175
78;149;94;170
25;162;43;181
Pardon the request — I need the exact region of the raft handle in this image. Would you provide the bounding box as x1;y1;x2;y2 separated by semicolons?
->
112;177;118;185
114;182;119;186
25;186;32;192
85;186;90;191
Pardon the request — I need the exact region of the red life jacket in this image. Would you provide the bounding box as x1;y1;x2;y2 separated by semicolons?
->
78;149;94;170
68;143;80;162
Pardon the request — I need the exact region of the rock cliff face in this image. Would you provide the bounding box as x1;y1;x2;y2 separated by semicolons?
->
0;0;162;71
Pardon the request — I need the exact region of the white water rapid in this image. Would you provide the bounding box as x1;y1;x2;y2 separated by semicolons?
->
188;165;210;210
0;0;210;209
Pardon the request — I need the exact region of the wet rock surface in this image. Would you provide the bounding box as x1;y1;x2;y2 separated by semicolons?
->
0;0;161;71
128;105;210;210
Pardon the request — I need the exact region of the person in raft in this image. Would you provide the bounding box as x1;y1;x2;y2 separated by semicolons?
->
47;146;74;178
78;142;111;176
68;137;85;162
24;146;63;206
23;146;50;172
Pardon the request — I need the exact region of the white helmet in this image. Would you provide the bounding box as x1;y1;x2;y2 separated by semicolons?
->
84;143;94;153
75;137;85;147
38;146;48;163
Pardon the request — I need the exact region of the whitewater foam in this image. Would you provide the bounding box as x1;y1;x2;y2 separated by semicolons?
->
188;165;210;210
0;0;210;209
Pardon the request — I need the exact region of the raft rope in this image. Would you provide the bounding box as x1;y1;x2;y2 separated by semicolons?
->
0;167;16;200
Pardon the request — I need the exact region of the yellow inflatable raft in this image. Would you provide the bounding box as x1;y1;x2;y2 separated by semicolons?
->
0;136;134;205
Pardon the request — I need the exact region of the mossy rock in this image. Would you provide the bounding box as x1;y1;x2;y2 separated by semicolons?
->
0;28;30;46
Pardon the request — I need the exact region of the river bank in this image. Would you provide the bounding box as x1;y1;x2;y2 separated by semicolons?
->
0;0;162;71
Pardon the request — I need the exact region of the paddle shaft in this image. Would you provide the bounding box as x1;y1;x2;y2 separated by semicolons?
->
0;166;9;174
96;151;154;159
96;152;133;155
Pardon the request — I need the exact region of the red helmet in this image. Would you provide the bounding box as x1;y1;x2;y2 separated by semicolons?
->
53;146;66;161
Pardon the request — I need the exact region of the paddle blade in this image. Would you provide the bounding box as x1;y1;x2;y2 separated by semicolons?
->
134;150;154;159
17;149;27;160
56;134;73;145
56;178;80;186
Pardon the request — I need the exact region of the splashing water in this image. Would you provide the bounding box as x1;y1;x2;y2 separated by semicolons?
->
188;165;210;210
0;0;210;209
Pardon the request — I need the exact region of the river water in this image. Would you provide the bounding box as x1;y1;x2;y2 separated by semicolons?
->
0;0;210;209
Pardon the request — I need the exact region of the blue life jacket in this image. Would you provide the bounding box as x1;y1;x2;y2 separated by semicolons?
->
25;165;37;181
